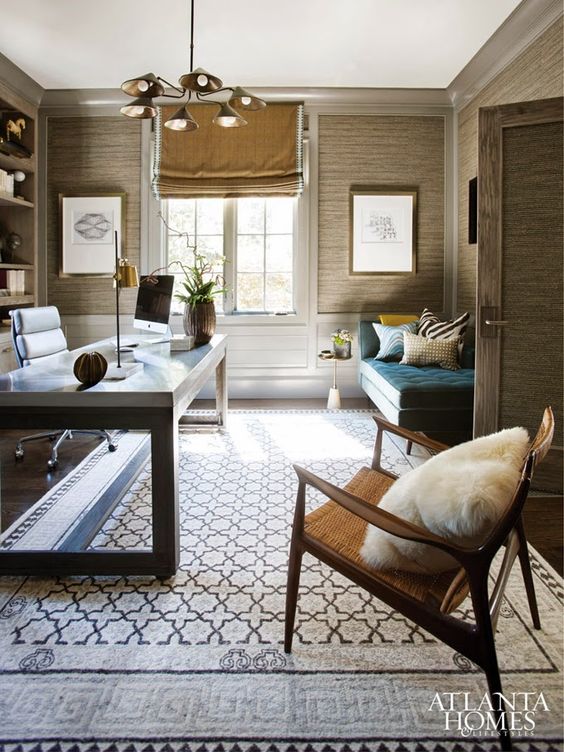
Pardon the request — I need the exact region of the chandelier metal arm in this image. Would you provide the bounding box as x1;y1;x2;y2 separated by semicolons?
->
195;91;229;105
156;76;186;98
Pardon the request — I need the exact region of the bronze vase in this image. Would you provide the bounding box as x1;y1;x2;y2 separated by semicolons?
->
183;302;216;345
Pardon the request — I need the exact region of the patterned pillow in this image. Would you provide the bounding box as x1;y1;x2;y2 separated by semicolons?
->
400;332;460;371
417;308;469;341
373;321;417;361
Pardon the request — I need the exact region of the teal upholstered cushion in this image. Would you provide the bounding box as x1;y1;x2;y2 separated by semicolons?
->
373;321;417;361
361;358;474;410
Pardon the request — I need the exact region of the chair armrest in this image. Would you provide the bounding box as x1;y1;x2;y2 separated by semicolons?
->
373;415;450;455
293;464;471;563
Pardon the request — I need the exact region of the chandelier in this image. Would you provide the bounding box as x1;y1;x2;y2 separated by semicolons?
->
119;0;266;131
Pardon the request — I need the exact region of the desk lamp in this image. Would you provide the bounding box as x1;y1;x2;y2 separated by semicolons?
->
106;231;143;380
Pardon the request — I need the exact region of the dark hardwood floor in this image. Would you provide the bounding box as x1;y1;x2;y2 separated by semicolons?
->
0;399;562;576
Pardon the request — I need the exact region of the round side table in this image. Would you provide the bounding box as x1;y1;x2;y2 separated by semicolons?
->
319;352;352;409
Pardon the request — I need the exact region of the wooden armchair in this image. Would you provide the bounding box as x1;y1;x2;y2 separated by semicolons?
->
285;408;554;752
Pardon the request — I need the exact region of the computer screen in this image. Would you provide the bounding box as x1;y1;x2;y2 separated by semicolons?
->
133;275;175;334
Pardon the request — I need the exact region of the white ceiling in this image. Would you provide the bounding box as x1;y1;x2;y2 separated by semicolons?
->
0;0;523;90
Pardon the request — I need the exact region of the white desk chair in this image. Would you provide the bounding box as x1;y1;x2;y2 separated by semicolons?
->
10;306;116;470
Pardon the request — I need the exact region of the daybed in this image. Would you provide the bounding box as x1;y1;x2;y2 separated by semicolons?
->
358;320;475;445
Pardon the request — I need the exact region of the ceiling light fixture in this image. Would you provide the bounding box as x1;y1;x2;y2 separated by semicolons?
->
120;0;266;131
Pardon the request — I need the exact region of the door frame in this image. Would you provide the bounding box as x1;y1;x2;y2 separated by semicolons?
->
474;96;563;437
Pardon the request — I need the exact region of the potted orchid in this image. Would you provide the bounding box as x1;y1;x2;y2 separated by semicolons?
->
175;252;227;345
331;328;353;359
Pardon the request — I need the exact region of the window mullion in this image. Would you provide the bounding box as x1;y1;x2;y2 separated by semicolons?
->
224;199;236;314
263;199;267;312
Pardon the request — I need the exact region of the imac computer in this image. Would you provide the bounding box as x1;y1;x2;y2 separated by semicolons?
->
133;275;175;337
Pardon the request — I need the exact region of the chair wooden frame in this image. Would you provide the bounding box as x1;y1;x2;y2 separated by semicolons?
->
285;408;554;752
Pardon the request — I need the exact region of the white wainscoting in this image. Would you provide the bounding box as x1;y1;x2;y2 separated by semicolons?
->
61;314;367;400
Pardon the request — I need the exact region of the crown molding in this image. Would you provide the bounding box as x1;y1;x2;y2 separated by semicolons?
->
40;86;451;111
448;0;563;111
0;51;43;107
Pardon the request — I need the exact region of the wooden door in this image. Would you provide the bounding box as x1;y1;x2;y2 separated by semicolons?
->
475;97;563;492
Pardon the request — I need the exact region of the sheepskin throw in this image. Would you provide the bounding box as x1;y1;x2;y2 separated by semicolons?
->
360;427;530;574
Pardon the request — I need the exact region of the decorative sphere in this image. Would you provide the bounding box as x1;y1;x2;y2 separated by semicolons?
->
73;351;108;386
6;232;22;253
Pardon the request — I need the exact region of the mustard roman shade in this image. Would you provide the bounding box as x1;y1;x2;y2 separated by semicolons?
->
152;102;304;199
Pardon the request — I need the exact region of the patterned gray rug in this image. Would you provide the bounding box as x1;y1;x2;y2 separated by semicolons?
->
0;410;562;751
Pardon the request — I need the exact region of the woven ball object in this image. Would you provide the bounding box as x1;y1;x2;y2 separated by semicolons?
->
73;351;108;385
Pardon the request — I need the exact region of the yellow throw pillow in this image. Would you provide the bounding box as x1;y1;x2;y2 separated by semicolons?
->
400;332;460;371
379;313;418;326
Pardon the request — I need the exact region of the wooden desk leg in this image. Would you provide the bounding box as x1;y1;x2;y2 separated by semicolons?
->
216;352;228;428
151;414;180;576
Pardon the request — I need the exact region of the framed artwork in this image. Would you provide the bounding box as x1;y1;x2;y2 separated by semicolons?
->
349;186;417;275
468;176;478;245
59;193;125;276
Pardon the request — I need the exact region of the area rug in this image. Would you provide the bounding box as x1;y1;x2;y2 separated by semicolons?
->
0;410;562;751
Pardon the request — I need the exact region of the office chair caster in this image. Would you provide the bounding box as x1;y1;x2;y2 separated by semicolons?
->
15;445;24;460
47;458;58;470
108;443;117;452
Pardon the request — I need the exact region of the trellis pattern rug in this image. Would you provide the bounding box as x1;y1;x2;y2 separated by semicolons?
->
0;410;562;751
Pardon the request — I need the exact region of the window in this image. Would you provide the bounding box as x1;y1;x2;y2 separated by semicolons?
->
163;197;296;315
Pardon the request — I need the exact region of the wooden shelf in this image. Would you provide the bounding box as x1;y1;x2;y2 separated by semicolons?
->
0;263;34;270
0;153;35;173
0;294;34;306
0;193;34;208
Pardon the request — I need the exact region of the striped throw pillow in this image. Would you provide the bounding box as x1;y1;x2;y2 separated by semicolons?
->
400;332;460;371
417;308;469;341
373;321;418;361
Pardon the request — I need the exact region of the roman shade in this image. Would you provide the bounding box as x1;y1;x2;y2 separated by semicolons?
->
153;102;304;199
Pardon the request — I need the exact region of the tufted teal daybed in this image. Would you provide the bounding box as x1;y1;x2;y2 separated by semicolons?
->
358;320;474;446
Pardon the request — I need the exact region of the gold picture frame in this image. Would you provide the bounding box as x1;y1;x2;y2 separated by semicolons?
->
349;185;417;275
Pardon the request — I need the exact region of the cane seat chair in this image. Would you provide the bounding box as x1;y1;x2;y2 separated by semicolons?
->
285;408;554;752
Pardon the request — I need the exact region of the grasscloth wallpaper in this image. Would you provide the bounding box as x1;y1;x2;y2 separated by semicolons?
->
317;115;445;314
457;17;564;314
47;116;142;315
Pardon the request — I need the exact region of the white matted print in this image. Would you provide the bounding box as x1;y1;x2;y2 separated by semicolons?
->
60;194;125;276
350;188;416;274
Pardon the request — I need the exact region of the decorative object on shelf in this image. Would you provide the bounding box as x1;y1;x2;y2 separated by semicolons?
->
331;328;353;359
106;230;142;381
119;0;265;132
349;185;417;275
73;351;108;386
11;170;26;199
0;118;32;159
59;193;125;276
6;232;22;261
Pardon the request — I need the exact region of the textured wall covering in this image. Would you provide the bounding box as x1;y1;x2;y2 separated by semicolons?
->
500;122;563;445
318;115;445;314
47;117;142;315
457;18;564;314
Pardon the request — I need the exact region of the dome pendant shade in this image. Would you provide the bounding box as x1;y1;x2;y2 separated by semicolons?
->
120;97;158;119
164;105;199;131
213;102;247;128
228;86;266;111
178;67;223;93
121;72;164;98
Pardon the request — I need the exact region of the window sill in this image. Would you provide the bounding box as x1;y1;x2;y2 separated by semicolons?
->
171;311;305;326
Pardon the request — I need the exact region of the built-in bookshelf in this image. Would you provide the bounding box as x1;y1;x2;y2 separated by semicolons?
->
0;78;37;319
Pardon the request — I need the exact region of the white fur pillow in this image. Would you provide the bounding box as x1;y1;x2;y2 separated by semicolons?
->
360;427;530;574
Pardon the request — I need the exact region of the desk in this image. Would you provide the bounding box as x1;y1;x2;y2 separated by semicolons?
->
0;334;227;577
